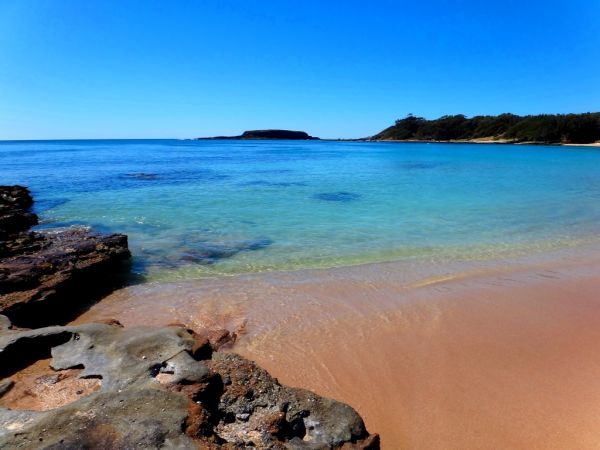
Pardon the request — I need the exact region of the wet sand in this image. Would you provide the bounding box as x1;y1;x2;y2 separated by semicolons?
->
75;247;600;449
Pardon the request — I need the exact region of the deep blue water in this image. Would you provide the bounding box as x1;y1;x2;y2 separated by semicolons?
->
2;139;600;280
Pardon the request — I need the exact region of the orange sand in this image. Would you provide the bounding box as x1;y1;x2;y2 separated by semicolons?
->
1;358;101;411
74;249;600;449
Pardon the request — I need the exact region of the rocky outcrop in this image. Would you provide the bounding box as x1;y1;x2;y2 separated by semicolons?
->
0;186;130;327
199;130;320;140
0;318;379;449
0;186;37;243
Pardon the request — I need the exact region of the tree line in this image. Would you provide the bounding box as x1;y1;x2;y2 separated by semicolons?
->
371;113;600;144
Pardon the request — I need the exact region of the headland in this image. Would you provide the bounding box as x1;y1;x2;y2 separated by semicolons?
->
365;112;600;145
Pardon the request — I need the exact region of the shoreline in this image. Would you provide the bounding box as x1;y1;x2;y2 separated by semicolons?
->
357;138;600;147
2;138;600;147
0;185;379;448
73;242;600;448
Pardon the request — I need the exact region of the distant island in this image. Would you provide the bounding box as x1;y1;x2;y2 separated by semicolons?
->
368;113;600;145
198;129;320;140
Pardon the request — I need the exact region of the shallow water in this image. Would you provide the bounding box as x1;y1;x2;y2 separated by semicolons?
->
74;243;600;449
3;139;600;280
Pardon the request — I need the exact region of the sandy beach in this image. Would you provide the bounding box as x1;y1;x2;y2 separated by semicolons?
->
562;142;600;147
371;138;600;147
73;244;600;449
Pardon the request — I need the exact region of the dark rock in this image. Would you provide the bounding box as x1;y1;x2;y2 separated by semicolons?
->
0;186;33;210
204;327;237;350
0;323;379;449
241;180;307;187
0;186;38;240
0;379;13;397
0;231;45;258
199;129;320;140
0;186;131;327
400;161;442;170
139;236;274;270
179;238;273;265
0;229;130;327
313;192;361;202
122;172;161;180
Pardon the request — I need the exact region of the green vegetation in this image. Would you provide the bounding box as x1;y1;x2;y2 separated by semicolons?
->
371;113;600;144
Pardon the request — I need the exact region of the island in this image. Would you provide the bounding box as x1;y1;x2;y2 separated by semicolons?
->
198;129;320;140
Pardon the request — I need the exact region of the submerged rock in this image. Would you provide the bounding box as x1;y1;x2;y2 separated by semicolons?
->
122;172;161;180
0;186;131;327
240;180;307;188
313;192;361;202
0;319;379;449
179;238;274;265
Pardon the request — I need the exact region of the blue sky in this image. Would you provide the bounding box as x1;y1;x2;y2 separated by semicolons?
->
0;0;599;139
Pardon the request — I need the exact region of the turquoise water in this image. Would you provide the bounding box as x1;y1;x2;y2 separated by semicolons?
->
2;139;600;280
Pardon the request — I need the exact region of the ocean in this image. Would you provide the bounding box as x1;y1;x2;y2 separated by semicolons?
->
2;139;600;281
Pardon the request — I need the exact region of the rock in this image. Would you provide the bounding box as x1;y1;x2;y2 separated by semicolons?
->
0;186;33;210
0;315;10;331
0;186;37;240
179;238;273;265
313;192;361;202
0;389;195;449
122;172;161;180
0;379;13;397
241;180;307;187
0;323;379;449
0;231;44;259
0;229;130;327
209;352;379;449
0;186;131;327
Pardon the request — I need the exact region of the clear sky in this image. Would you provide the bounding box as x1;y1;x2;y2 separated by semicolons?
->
0;0;599;140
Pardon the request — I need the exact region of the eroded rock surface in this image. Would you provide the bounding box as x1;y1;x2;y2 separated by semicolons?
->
0;186;131;327
0;318;379;449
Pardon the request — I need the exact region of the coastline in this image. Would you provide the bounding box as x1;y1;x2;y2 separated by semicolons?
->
73;242;600;449
362;138;600;147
